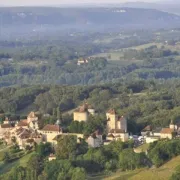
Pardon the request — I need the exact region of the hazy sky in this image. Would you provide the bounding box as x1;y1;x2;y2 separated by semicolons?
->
0;0;162;6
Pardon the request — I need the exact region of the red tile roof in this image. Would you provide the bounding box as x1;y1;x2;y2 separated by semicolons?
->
107;109;116;115
26;139;34;143
19;129;31;139
107;134;115;138
1;124;13;128
161;128;174;134
17;120;28;127
142;125;152;132
42;124;61;132
75;103;93;113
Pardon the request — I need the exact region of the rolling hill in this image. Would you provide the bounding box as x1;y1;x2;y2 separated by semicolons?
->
120;1;180;15
0;7;180;35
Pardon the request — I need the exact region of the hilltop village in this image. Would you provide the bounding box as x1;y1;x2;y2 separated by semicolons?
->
0;103;128;150
0;102;179;152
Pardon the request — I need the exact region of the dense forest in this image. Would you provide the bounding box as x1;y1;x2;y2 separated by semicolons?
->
1;79;180;135
0;14;180;179
0;29;180;87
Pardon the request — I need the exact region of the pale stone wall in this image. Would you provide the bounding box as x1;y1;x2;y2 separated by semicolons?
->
153;132;161;137
106;113;117;130
146;137;159;143
29;121;39;130
160;133;173;139
120;133;129;142
87;135;103;148
49;156;56;161
88;109;95;115
73;112;88;122
39;130;62;143
118;117;127;132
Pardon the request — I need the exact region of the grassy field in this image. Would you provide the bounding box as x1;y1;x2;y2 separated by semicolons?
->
134;143;150;153
92;41;180;62
0;146;11;161
0;152;34;174
100;156;180;180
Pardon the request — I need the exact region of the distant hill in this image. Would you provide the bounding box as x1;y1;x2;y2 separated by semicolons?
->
0;7;180;35
120;1;180;15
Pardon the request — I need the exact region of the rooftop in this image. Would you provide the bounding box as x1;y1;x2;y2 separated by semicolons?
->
142;125;152;132
17;120;28;127
107;109;116;115
1;124;13;128
107;133;115;138
161;128;174;134
42;124;61;132
75;103;93;113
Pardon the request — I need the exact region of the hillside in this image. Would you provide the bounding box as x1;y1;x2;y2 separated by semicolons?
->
120;2;180;15
90;156;180;180
0;7;180;35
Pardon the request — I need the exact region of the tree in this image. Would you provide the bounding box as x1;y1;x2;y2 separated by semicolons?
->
3;152;10;163
56;107;62;120
36;142;52;157
56;135;77;159
27;154;44;178
119;149;144;170
71;168;86;180
68;121;85;133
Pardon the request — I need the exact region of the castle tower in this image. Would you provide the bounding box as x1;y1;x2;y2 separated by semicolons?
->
106;109;118;131
73;103;95;122
106;109;127;133
117;116;127;132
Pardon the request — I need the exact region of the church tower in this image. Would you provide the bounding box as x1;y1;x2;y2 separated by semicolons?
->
169;120;177;130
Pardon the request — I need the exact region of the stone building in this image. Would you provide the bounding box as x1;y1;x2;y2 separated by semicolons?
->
39;124;62;143
106;109;128;142
106;109;127;133
160;128;174;139
87;130;103;148
73;103;95;122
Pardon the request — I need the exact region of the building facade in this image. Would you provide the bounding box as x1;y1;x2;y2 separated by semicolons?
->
73;103;95;122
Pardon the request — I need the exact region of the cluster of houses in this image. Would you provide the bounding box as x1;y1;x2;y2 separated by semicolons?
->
0;103;128;150
77;57;95;66
73;103;128;147
1;102;179;152
77;58;89;66
141;120;180;143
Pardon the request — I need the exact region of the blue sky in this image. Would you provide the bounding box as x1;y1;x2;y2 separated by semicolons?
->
0;0;162;6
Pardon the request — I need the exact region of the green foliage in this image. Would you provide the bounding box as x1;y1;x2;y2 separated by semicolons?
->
71;167;86;180
83;115;106;136
170;165;180;180
27;154;44;177
74;140;140;173
35;142;52;157
123;46;178;60
119;149;146;170
148;139;180;167
3;152;10;163
68;121;85;134
56;135;77;159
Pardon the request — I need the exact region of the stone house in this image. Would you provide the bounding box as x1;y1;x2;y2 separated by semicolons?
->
73;103;95;122
39;124;62;143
